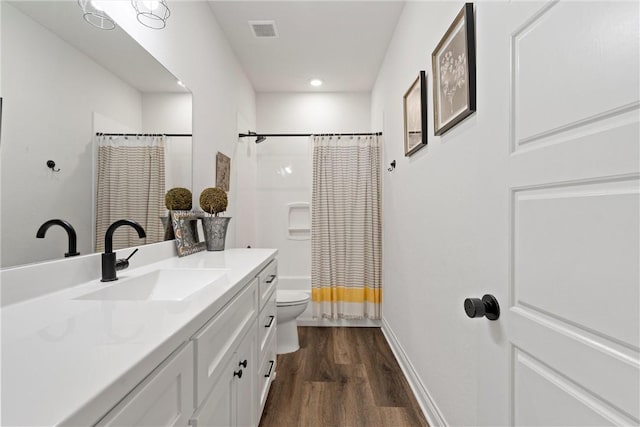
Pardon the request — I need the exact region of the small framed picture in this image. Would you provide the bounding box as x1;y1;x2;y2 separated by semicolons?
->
403;70;428;156
171;210;206;257
432;3;476;136
216;152;230;192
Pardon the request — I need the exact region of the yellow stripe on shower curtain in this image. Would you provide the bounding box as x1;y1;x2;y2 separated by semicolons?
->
312;286;381;304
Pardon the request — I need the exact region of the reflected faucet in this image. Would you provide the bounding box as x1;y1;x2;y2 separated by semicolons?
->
36;219;80;258
101;219;146;282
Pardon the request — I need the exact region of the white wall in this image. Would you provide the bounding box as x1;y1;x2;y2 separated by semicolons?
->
141;92;193;191
372;2;482;425
235;112;258;250
102;2;257;250
0;3;142;267
254;92;371;282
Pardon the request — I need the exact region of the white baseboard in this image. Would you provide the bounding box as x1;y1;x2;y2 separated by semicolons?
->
381;318;448;427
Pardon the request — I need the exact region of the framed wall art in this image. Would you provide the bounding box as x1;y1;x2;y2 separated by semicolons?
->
432;3;476;136
216;152;231;192
403;70;428;156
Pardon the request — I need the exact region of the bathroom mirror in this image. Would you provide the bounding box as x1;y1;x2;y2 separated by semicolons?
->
1;1;193;268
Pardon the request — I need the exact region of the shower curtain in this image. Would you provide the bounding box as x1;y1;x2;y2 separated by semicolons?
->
95;135;166;252
311;134;382;320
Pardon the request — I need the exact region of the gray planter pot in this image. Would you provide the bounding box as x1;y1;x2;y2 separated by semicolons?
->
201;216;231;251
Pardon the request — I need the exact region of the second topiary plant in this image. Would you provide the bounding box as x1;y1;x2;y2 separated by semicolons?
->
199;187;231;251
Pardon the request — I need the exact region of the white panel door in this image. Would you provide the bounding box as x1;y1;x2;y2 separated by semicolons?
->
476;1;639;425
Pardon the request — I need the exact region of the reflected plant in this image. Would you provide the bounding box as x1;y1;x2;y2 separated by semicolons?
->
165;187;192;210
440;50;467;113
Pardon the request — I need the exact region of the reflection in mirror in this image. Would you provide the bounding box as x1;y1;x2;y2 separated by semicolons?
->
1;1;192;268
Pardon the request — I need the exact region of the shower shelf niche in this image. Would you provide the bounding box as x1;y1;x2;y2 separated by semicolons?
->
287;202;310;241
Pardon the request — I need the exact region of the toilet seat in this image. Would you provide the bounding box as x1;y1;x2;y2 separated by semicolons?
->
276;290;310;306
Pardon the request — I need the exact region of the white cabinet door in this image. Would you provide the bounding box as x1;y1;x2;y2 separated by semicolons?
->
191;323;258;427
235;325;257;427
190;354;236;427
96;343;194;427
192;278;258;407
476;1;639;425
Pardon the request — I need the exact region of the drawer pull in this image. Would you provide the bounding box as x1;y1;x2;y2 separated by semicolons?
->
264;315;275;328
239;359;248;368
264;360;275;378
265;274;276;284
234;369;243;379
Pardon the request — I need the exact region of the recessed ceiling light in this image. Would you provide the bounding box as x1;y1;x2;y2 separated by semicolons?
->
310;79;323;87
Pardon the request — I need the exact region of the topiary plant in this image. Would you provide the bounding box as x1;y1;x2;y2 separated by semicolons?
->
165;187;192;210
200;187;228;216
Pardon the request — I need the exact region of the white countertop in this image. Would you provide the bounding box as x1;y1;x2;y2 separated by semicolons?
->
1;248;277;426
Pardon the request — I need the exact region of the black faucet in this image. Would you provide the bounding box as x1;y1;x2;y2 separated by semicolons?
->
102;219;146;282
36;219;80;258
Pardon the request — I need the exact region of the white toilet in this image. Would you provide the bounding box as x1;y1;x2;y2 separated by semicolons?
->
276;290;310;354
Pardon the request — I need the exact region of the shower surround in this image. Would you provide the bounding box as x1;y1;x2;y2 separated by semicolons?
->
255;137;314;321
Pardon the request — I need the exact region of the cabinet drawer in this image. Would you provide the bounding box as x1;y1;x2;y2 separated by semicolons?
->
96;342;194;427
258;289;276;354
258;334;277;415
192;279;258;406
258;260;277;310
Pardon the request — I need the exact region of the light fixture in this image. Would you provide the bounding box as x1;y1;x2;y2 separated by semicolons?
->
131;0;171;29
77;0;116;30
310;79;323;87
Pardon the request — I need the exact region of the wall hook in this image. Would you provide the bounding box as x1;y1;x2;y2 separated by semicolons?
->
46;160;60;172
388;160;396;172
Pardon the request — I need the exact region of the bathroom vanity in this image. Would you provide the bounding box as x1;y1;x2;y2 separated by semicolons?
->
1;248;278;426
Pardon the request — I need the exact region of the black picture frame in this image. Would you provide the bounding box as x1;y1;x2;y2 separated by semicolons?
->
403;70;428;156
432;3;476;136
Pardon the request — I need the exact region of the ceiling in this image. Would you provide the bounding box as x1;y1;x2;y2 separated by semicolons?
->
208;1;405;93
9;1;187;93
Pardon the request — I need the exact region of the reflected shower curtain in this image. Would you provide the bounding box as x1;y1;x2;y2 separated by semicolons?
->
95;135;165;252
311;134;382;320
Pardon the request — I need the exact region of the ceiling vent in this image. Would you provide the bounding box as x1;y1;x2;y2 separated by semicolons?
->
249;20;278;38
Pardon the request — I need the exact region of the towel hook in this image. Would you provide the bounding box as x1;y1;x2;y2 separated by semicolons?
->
388;160;396;172
46;160;60;172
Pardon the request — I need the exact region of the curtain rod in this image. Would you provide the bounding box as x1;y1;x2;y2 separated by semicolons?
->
238;132;382;138
96;133;192;137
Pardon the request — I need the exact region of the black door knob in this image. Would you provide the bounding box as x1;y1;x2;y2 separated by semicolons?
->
239;359;248;368
233;369;243;379
464;294;500;320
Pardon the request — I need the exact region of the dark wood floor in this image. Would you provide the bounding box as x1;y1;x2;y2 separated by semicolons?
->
259;327;429;427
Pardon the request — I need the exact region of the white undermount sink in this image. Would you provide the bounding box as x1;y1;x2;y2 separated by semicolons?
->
76;269;229;301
